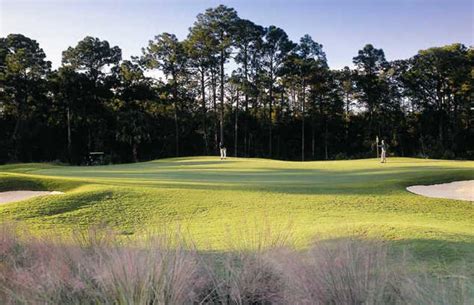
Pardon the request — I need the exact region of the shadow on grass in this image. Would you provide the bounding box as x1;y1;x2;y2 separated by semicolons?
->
25;164;473;193
390;237;474;266
87;171;472;196
196;236;474;278
1;189;115;219
0;174;83;192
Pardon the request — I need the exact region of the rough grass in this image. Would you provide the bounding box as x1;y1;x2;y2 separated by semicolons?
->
1;224;472;304
0;157;473;270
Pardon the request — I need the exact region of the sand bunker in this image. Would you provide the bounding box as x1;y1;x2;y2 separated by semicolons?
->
0;191;64;205
407;180;473;201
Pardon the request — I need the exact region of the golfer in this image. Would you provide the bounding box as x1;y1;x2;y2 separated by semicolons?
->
219;142;227;160
379;140;387;163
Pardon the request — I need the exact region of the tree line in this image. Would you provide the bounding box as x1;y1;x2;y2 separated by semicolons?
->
1;5;472;164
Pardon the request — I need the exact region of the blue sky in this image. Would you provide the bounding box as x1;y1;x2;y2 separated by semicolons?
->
1;0;472;69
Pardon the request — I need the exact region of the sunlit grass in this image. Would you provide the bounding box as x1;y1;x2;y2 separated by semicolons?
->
0;157;473;269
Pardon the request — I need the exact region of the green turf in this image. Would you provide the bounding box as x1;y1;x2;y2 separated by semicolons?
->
1;157;473;267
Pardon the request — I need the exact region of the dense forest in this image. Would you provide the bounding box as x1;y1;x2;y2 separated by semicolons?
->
1;5;472;164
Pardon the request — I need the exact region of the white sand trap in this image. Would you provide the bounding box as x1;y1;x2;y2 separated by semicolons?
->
407;180;474;201
0;191;64;205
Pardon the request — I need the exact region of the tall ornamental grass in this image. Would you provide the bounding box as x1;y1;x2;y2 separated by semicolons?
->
0;223;471;304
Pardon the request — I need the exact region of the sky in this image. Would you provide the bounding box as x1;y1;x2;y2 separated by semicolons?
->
1;0;472;69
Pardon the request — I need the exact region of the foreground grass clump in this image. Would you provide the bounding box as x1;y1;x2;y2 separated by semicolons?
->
0;224;471;305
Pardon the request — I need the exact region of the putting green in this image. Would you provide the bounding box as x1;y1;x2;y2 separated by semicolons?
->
0;157;473;265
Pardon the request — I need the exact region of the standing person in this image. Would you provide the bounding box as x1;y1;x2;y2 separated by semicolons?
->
219;142;227;160
379;140;387;163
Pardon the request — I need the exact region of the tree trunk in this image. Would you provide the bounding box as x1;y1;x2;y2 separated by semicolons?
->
451;97;458;150
201;68;208;155
244;95;248;157
438;102;444;150
301;79;305;161
11;93;28;161
67;105;72;162
244;49;249;157
269;62;273;157
345;92;350;142
436;82;444;150
438;115;443;148
346;93;350;119
132;142;138;162
173;78;179;157
420;132;426;157
212;70;218;151
174;105;179;156
277;135;280;159
234;90;239;157
11;116;22;161
311;120;315;159
324;120;329;160
220;49;225;146
280;90;284;159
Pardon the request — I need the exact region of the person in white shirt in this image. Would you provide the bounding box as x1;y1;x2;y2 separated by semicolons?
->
219;142;227;160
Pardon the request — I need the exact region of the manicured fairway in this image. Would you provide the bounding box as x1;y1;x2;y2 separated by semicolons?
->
0;157;473;265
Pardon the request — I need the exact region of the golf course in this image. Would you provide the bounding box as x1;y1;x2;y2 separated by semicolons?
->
2;0;473;302
1;157;473;265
